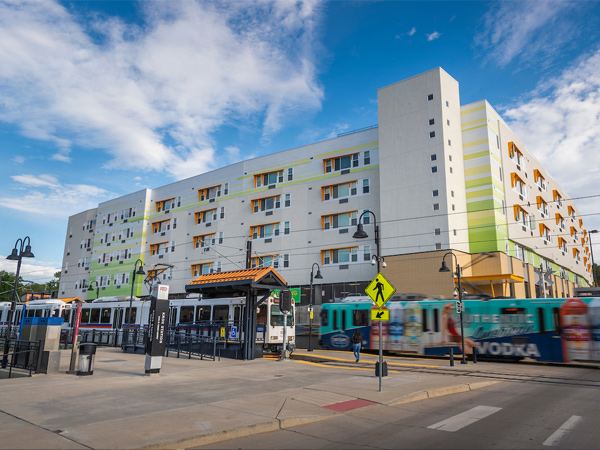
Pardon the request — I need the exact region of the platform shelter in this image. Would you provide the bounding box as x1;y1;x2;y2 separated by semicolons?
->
185;267;287;360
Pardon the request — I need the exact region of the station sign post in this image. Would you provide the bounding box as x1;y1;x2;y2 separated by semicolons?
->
145;284;170;375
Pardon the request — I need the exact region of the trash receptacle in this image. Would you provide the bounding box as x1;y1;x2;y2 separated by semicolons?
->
77;343;97;376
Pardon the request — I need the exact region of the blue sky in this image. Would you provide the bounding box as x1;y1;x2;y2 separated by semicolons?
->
1;0;600;282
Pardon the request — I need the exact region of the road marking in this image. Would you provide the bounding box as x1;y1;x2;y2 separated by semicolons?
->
295;352;440;368
543;415;582;447
294;360;402;373
428;406;502;432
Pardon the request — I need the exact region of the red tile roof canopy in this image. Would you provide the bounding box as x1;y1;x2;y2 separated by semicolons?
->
185;267;287;298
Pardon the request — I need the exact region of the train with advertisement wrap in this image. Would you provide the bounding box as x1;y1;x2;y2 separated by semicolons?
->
319;296;600;363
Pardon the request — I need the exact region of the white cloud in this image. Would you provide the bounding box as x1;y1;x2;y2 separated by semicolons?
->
0;0;324;181
475;1;578;68
426;31;440;42
326;123;350;140
0;257;60;283
12;155;25;164
502;49;600;250
0;173;114;217
408;26;416;36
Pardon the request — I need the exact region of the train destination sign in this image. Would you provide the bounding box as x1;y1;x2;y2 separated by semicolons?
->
371;308;389;321
365;272;396;309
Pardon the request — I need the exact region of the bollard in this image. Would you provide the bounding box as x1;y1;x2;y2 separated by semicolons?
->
450;348;454;367
473;346;477;364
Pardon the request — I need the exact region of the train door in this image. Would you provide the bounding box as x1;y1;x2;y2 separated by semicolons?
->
113;308;124;329
256;304;267;344
169;306;178;328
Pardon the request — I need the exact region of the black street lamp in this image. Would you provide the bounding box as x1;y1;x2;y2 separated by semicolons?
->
353;211;386;391
439;252;467;364
308;263;323;352
87;280;100;301
128;259;145;327
589;230;598;287
2;236;34;368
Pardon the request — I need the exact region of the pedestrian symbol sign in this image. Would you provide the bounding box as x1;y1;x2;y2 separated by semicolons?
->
371;308;389;321
365;272;396;308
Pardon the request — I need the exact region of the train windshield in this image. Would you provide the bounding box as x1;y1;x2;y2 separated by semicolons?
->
270;305;294;326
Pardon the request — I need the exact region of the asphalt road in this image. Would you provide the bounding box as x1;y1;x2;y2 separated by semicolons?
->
197;366;600;449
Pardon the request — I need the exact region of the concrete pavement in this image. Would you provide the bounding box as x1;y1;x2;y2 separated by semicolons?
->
1;346;581;450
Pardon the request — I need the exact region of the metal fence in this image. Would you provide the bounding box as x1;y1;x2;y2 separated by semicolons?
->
0;339;40;378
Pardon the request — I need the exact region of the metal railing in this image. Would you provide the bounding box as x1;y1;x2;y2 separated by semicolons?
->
0;339;40;378
166;331;217;360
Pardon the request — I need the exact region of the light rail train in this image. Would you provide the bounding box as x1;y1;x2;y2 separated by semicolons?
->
319;296;600;363
0;295;295;353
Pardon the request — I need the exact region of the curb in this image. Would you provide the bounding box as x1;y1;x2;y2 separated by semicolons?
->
389;380;502;406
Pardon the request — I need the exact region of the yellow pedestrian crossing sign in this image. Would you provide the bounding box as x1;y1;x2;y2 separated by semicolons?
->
371;308;389;321
365;272;396;308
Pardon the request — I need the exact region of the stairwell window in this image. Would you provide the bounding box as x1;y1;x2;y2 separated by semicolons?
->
430;131;436;138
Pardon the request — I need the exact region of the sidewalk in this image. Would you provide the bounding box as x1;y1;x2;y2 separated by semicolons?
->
0;347;564;450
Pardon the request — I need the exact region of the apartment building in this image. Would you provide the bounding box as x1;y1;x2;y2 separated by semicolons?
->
58;68;593;303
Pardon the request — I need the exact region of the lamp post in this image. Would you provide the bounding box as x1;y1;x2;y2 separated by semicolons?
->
2;237;34;368
589;230;598;287
87;280;100;301
439;252;467;364
128;259;145;327
353;210;386;391
308;263;323;352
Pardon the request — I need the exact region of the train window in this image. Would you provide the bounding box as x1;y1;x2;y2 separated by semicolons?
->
100;308;111;324
352;309;369;326
90;308;100;323
26;309;35;317
422;309;429;332
333;310;338;330
433;309;440;332
196;306;211;322
553;307;561;334
81;309;90;323
35;309;43;317
125;307;137;324
233;306;241;323
341;310;347;330
270;305;294;326
257;305;267;325
537;308;546;334
320;309;329;327
52;308;60;318
61;309;70;322
180;306;194;323
213;306;228;323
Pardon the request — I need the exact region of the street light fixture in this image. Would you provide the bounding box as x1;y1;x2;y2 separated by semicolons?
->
439;252;467;364
128;259;145;327
353;211;386;391
589;230;598;287
308;263;323;352
2;236;34;368
87;280;100;301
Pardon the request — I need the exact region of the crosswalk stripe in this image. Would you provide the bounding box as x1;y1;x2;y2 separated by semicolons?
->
428;406;502;432
543;415;582;447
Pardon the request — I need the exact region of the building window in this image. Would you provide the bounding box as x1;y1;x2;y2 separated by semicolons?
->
224;183;229;195
428;94;434;101
430;131;436;138
449;167;453;174
195;208;217;224
363;179;370;194
363;245;371;262
252;195;281;213
156;197;175;213
430;154;437;161
322;211;357;230
433;203;440;211
283;254;289;268
152;219;171;234
364;151;370;165
447;119;450;126
452;204;455;211
284;221;290;235
150;242;169;256
255;170;284;187
429;118;435;125
191;262;214;277
451;190;454;197
251;254;280;269
446;101;449;107
193;233;216;248
431;166;438;173
287;168;293;181
250;223;280;239
198;185;221;202
324;153;359;173
433;190;439;197
449;155;452;161
322;247;358;265
436;243;442;250
285;193;291;207
322;181;358;201
434;228;441;236
448;139;451;146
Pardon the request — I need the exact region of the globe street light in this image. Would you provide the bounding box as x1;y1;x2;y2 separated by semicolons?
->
439;252;467;364
2;237;34;368
128;259;145;327
353;210;386;391
308;263;323;352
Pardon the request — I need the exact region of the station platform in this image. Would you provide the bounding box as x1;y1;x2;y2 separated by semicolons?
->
0;347;592;449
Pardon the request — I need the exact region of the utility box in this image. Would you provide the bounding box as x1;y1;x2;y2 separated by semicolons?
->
21;317;63;373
